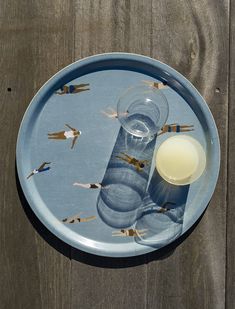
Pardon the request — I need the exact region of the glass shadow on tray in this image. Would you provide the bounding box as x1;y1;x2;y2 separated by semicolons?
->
97;127;156;228
134;170;189;248
96;126;189;247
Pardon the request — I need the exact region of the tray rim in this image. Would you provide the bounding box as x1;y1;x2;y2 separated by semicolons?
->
16;52;220;257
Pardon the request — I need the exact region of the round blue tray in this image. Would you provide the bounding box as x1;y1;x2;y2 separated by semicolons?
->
16;53;220;257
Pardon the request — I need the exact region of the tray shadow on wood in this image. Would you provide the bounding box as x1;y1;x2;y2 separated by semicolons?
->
16;161;205;266
15;162;71;258
16;149;206;269
71;214;205;268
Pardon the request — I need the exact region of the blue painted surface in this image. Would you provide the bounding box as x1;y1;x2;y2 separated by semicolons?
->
16;53;220;257
97;127;157;228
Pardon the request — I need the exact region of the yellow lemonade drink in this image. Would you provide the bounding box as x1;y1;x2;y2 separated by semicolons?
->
156;135;206;185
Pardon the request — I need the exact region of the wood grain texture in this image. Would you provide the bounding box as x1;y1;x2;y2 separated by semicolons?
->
0;1;73;308
72;1;150;308
0;0;230;308
72;1;229;309
227;0;235;307
147;1;228;308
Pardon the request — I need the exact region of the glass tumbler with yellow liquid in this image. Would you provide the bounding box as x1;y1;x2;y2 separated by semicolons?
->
156;135;206;185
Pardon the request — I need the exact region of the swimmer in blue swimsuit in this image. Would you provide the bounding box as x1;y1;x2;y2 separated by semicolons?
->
55;83;89;95
27;162;51;179
158;123;194;136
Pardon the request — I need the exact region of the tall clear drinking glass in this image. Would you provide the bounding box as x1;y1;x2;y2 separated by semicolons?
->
117;84;169;141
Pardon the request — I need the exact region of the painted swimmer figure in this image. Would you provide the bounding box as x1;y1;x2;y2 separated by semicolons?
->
142;80;168;89
62;212;96;224
156;202;176;213
101;107;129;119
48;124;81;149
73;182;109;189
158;123;194;136
27;162;51;179
116;152;149;172
55;83;89;95
112;229;148;237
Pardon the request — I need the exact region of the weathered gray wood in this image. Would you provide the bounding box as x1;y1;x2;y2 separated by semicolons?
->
72;1;229;309
0;1;73;308
71;1;152;308
227;0;235;307
147;1;228;309
0;0;229;308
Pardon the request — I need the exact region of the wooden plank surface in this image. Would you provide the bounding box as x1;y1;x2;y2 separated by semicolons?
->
0;0;231;308
72;1;229;309
227;0;235;307
72;2;150;308
0;1;73;308
146;1;228;309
